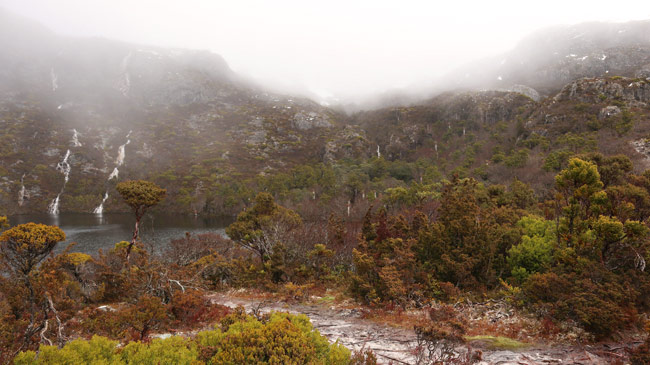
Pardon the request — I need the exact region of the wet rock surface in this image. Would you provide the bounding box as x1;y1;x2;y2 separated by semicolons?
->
210;293;419;364
210;293;636;364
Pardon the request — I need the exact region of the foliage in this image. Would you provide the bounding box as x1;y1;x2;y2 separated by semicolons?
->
0;223;66;275
413;304;475;364
115;180;168;214
226;192;302;262
116;180;166;257
14;336;121;365
17;311;351;364
198;311;350;364
507;216;555;283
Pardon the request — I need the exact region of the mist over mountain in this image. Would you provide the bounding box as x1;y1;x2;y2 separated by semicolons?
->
343;19;650;111
441;20;650;95
0;7;649;217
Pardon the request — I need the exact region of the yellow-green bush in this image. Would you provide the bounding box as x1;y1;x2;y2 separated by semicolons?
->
14;312;351;365
14;336;122;365
197;311;350;364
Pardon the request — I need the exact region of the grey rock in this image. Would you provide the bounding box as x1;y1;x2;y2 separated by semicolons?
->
508;84;541;102
554;77;650;105
292;111;331;130
598;105;621;120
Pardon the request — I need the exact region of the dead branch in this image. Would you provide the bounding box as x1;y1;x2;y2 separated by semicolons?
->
46;293;65;348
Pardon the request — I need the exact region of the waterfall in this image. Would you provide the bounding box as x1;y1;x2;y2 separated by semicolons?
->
48;194;61;214
109;131;131;180
48;149;71;214
48;129;80;214
108;167;119;180
71;129;82;147
18;174;26;207
94;131;132;211
376;145;381;158
115;140;130;166
93;192;109;214
57;150;71;183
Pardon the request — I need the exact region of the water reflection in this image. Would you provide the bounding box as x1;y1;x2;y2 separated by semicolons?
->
8;213;231;256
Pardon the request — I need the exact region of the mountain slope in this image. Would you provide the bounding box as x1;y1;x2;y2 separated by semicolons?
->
0;10;649;216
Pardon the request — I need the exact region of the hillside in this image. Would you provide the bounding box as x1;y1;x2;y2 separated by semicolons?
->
0;9;359;215
0;10;649;217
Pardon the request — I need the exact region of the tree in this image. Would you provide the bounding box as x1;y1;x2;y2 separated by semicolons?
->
116;180;166;259
554;158;605;240
226;192;302;262
507;216;555;283
0;223;65;347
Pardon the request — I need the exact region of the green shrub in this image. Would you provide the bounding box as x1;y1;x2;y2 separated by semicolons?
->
197;311;350;364
14;336;122;365
120;336;199;364
507;216;555;283
15;313;351;365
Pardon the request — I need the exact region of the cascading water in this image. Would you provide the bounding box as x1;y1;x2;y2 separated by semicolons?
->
93;192;109;214
108;167;119;180
107;132;131;181
48;149;71;214
115;140;129;166
57;150;71;182
48;195;61;215
72;129;82;147
93;131;132;213
18;174;26;207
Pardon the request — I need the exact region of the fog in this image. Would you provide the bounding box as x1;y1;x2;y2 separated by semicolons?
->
1;0;648;101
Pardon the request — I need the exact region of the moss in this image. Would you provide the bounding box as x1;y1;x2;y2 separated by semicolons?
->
464;335;530;350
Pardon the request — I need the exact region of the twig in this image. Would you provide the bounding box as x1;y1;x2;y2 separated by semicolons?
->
46;293;65;348
169;279;186;293
39;319;52;346
375;352;410;364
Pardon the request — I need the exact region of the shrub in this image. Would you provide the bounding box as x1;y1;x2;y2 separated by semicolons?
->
413;304;471;364
120;336;199;364
14;336;121;365
197;311;350;364
507;216;555;283
16;312;351;364
170;289;230;326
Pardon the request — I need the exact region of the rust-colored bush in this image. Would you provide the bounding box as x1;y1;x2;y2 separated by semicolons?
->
170;289;230;326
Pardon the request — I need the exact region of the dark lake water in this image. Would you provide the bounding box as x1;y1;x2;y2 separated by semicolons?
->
8;213;232;256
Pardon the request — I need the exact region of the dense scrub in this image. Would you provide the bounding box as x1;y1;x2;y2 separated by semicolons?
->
2;152;650;362
348;156;650;339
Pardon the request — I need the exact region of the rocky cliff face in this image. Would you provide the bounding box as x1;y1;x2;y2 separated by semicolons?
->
554;77;650;105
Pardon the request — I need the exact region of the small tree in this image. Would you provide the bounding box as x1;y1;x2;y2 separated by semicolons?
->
0;223;65;347
226;192;302;262
116;180;166;259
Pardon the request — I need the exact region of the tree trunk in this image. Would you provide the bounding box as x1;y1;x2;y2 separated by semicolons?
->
126;214;141;260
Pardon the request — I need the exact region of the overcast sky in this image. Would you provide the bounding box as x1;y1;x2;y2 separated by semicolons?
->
1;0;649;99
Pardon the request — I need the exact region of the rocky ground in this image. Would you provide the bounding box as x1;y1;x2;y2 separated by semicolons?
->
208;291;641;365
